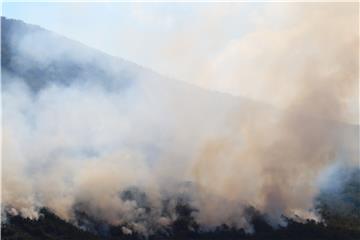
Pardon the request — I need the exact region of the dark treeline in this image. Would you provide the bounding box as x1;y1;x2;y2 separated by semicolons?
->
2;167;360;240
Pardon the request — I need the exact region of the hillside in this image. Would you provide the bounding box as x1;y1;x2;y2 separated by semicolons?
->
1;16;359;240
5;169;360;239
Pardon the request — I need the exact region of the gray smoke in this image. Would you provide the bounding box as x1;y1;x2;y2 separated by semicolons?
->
1;3;359;235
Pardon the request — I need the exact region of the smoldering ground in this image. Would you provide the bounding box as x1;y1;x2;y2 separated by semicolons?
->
1;2;359;236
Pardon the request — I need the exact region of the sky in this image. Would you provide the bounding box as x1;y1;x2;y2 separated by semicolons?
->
2;2;359;123
2;2;265;86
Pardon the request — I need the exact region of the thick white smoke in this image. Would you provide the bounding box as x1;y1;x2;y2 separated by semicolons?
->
1;2;359;235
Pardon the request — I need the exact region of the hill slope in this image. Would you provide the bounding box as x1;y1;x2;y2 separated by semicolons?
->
1;16;359;240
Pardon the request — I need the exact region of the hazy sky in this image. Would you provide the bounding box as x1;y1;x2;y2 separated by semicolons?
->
2;2;358;123
2;2;266;88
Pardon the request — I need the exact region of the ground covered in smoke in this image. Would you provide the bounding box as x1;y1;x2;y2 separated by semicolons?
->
2;168;360;240
3;210;360;240
1;3;359;239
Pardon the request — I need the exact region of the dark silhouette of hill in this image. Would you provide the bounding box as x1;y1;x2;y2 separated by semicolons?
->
3;168;360;240
1;16;246;103
3;205;360;240
1;16;139;92
2;209;100;240
315;167;360;231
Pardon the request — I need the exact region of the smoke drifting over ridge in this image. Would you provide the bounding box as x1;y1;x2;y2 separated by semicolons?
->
1;3;359;236
187;6;358;227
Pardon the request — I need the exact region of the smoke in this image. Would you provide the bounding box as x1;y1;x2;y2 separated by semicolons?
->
188;2;359;225
159;3;359;124
1;2;359;236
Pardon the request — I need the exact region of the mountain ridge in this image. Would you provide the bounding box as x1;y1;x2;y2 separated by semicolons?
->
1;16;250;101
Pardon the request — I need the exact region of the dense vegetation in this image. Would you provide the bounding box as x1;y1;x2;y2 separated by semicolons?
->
315;167;360;231
2;168;359;240
2;206;360;240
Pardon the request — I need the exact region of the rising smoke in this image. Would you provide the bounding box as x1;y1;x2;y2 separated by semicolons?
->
1;3;359;236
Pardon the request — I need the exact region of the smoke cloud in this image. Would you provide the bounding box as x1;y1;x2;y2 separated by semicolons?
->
1;2;359;236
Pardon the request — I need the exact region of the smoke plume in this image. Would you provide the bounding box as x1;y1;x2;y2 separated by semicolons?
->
1;3;359;235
